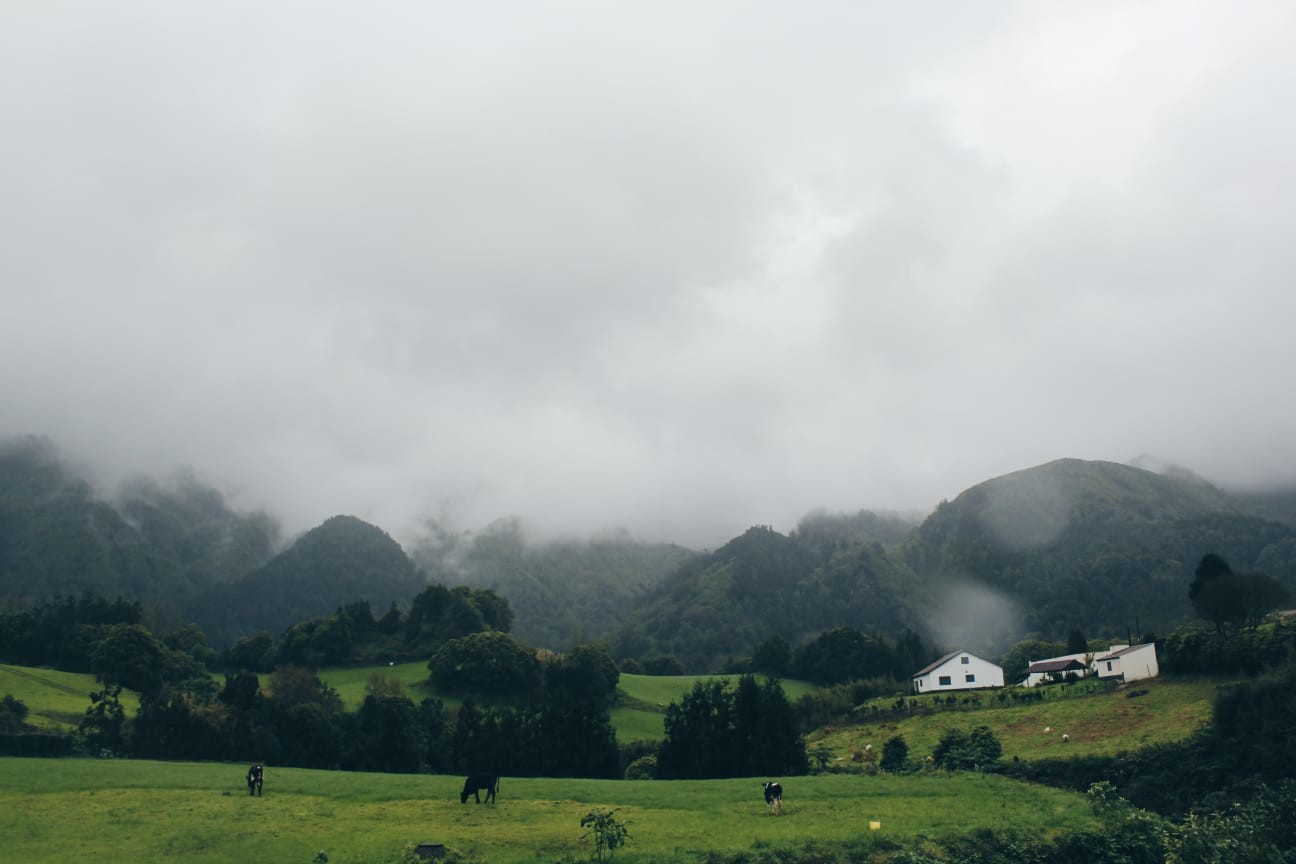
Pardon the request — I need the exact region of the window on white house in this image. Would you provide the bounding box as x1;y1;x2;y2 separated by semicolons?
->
1106;661;1113;671
965;673;976;683
938;675;952;686
961;656;969;664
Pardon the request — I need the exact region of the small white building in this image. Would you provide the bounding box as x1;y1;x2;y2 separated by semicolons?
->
1022;653;1091;687
912;649;1005;693
1093;643;1159;683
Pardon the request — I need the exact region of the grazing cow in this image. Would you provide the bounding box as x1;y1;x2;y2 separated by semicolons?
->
246;764;264;797
762;781;783;816
460;773;499;804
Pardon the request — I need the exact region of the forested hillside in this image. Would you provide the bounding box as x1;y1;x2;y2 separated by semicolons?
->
0;436;277;619
192;515;424;647
609;460;1296;671
410;518;694;651
906;459;1296;639
7;437;1296;671
610;519;926;671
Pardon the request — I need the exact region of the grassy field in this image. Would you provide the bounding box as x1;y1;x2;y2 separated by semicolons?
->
0;757;1098;864
807;678;1222;765
0;664;140;731
320;660;456;710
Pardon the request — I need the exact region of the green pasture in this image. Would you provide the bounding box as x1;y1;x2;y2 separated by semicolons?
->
0;664;139;731
808;678;1222;765
0;757;1098;864
610;673;818;742
318;660;456;710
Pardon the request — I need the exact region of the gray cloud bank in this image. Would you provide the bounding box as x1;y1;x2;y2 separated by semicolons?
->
3;2;1295;548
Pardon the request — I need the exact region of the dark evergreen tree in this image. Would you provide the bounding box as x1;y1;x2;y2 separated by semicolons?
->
353;695;427;773
880;735;909;772
752;635;792;676
657;677;805;779
1066;628;1088;654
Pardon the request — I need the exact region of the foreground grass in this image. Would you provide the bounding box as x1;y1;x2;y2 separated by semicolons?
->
808;678;1222;765
0;757;1096;864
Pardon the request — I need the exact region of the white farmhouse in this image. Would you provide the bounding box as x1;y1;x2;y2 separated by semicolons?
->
912;650;1005;693
1092;643;1159;683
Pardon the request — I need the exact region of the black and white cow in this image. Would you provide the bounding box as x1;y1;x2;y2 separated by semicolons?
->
246;764;264;797
460;773;499;804
762;781;782;816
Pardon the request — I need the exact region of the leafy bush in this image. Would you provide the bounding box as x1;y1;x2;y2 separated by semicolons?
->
932;725;1002;771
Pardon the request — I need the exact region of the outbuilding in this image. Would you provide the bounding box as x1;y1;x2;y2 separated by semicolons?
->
1093;643;1159;683
1022;654;1090;687
912;650;1004;693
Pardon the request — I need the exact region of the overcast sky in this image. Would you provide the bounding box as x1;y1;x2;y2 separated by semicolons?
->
3;2;1295;548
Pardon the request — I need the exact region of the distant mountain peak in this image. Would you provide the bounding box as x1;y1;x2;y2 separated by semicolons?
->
1127;454;1213;485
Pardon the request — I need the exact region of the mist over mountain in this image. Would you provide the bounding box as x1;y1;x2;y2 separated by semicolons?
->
608;459;1296;667
4;435;1296;667
0;435;278;618
905;459;1296;644
409;517;693;651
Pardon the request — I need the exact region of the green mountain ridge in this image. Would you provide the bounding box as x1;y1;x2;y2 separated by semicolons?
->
190;514;423;647
610;459;1296;669
4;436;1296;670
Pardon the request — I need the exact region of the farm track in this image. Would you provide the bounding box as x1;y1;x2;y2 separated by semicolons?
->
0;663;90;697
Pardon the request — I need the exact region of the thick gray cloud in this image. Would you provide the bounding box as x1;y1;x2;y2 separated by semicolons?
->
3;2;1294;547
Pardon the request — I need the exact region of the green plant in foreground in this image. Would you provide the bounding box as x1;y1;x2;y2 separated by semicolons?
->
580;808;631;863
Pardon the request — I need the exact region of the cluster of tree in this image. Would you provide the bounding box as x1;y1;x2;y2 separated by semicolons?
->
0;594;216;697
655;676;807;779
750;627;931;686
931;725;1003;771
1189;552;1290;633
217;585;513;673
1159;618;1296;677
76;641;626;777
76;664;451;772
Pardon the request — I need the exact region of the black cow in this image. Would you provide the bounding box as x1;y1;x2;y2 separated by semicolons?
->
762;780;782;816
460;773;499;804
246;764;264;797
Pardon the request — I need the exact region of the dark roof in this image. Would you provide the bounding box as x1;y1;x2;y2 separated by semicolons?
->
913;650;962;677
1095;643;1153;661
1027;658;1087;674
912;649;1000;678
